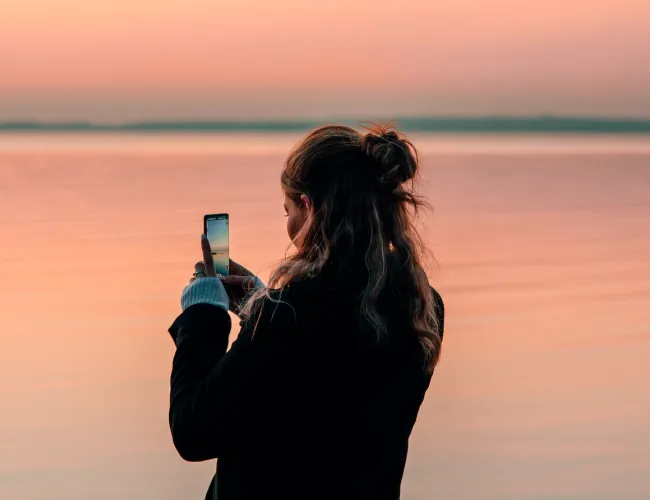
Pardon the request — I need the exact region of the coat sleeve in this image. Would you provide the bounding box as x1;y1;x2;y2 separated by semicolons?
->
167;294;295;462
168;302;254;462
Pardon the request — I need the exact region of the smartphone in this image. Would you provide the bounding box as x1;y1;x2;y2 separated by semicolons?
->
203;213;230;276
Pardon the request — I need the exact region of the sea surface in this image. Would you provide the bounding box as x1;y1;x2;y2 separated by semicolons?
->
0;133;649;500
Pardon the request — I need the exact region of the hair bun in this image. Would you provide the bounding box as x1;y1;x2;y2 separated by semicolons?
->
361;126;418;190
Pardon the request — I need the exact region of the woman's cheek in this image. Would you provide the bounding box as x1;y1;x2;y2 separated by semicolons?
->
288;212;310;247
287;215;299;242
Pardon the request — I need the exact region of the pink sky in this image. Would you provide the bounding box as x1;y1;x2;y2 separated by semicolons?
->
1;0;649;120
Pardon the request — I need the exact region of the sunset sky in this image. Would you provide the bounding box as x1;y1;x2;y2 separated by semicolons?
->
1;0;649;120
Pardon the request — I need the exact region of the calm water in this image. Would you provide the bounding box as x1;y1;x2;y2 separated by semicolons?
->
1;134;649;500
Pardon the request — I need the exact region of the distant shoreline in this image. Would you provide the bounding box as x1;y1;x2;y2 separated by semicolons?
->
2;117;650;134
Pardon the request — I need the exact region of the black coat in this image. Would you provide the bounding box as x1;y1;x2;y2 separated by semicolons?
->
168;274;444;500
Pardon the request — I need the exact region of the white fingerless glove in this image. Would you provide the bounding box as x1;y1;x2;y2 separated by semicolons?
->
181;277;229;312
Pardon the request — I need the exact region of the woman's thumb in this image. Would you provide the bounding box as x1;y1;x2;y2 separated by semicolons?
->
220;275;253;289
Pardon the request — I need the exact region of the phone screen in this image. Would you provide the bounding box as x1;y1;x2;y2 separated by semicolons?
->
204;213;229;276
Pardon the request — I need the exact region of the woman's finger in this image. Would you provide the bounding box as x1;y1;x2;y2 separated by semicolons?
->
194;261;206;275
201;234;217;277
221;275;257;291
229;259;255;277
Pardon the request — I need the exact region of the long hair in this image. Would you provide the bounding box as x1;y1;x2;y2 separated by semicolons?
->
240;124;442;372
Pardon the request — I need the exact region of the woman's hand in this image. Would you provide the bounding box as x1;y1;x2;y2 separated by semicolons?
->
189;234;218;281
190;237;264;316
220;259;265;316
180;235;229;312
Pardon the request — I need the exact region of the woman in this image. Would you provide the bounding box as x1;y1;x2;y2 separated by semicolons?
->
168;125;445;500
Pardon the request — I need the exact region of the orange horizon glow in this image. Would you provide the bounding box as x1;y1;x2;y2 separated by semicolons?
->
1;0;649;119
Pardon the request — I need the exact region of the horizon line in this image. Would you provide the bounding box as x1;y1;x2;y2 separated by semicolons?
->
2;115;650;134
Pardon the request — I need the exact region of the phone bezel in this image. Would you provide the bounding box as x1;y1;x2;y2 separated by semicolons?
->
203;213;229;235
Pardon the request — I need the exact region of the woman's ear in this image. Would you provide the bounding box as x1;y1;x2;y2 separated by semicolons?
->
299;194;313;213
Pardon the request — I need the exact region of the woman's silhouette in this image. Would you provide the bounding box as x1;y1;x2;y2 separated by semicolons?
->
168;124;445;500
